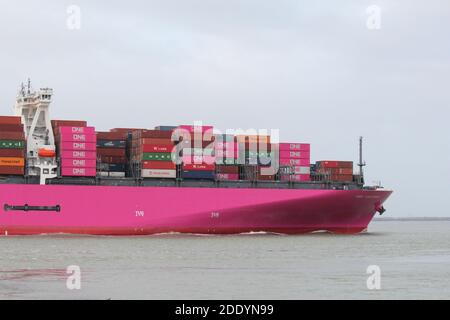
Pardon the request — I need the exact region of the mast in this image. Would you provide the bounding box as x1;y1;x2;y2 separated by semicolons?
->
358;136;366;185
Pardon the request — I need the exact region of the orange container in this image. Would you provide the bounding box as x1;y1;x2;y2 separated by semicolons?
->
0;157;25;167
141;138;175;145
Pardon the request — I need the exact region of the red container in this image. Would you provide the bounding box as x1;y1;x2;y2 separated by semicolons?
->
142;144;175;153
317;161;353;169
141;138;175;145
59;141;96;151
0;124;24;132
0;132;25;140
60;150;97;159
279;151;310;159
216;173;239;180
61;158;96;168
51;120;87;128
61;167;96;177
216;165;239;174
279;158;310;166
134;130;173;139
317;160;339;168
183;163;215;171
0;166;24;175
97;148;126;157
142;161;176;170
96;131;129;140
59;133;97;143
330;174;353;182
0;116;22;125
0;149;25;157
100;156;127;164
58;126;95;135
279;143;310;152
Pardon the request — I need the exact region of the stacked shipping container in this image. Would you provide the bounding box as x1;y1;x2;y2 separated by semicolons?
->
53;120;96;177
237;135;275;181
279;143;311;182
96;131;128;177
316;161;354;182
0;116;25;175
179;125;215;180
132;129;177;178
215;134;239;181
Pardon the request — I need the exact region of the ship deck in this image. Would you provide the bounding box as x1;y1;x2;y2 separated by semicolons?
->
0;175;366;190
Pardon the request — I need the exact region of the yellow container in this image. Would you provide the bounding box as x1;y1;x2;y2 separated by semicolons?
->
0;157;25;167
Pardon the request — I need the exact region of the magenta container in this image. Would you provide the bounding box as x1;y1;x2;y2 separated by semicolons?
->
281;174;311;182
59;133;97;143
279;158;310;166
279;143;310;152
178;125;214;133
182;155;216;164
279;151;310;159
60;150;97;159
61;158;97;168
58;126;95;135
61;167;96;177
216;173;239;180
59;142;97;151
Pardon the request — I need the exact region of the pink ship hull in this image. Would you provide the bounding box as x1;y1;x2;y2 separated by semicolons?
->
0;184;392;236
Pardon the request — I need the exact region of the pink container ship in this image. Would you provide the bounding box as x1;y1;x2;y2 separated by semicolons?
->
0;82;392;236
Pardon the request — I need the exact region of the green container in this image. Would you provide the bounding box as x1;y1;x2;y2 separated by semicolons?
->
141;152;174;161
0;140;25;149
216;158;236;165
245;151;271;158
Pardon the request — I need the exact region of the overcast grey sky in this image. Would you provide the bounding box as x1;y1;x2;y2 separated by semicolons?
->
1;0;449;217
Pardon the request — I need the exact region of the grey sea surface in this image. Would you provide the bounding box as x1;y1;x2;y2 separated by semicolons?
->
0;220;449;300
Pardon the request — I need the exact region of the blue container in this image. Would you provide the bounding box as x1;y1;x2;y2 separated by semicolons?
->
108;164;126;172
182;170;215;180
97;140;126;148
98;163;126;172
155;126;178;131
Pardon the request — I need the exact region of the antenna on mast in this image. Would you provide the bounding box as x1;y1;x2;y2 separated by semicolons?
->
358;136;366;185
20;82;25;97
27;78;31;94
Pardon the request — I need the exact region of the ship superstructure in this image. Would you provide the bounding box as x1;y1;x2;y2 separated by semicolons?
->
14;80;57;184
